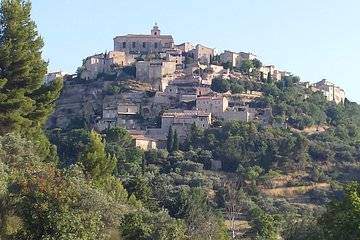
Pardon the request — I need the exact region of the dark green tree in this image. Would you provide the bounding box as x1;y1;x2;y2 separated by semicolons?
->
0;0;63;161
211;78;230;93
167;126;173;152
81;130;117;182
319;182;360;240
239;59;254;76
173;130;179;152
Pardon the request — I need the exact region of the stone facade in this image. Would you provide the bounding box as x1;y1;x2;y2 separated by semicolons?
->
81;51;135;80
220;51;256;67
311;79;345;104
99;101;140;130
114;24;174;54
161;110;211;139
259;65;290;81
44;71;64;85
175;42;194;53
196;96;228;116
136;60;176;91
129;131;157;151
190;44;215;64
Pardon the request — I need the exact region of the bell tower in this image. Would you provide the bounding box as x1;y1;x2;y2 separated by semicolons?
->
151;23;161;36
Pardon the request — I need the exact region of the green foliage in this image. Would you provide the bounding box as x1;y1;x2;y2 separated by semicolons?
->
167;126;173;152
250;207;279;240
120;210;187;240
173;130;179;152
319;182;360;239
239;59;254;75
0;134;126;239
81;130;116;181
0;0;62;162
177;188;229;240
211;78;230;93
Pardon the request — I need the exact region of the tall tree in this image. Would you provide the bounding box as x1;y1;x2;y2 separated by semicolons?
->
173;130;179;152
81;130;116;181
167;126;173;153
0;0;62;161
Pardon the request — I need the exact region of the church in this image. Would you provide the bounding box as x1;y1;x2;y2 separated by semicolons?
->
114;24;174;54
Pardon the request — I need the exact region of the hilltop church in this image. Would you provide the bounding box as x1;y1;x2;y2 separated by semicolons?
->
114;24;174;54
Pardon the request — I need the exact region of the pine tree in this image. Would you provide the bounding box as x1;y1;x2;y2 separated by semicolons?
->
0;0;63;162
166;126;173;152
0;0;62;135
81;130;117;181
173;130;179;152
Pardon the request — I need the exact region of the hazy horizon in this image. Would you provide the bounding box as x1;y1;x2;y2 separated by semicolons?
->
31;0;360;103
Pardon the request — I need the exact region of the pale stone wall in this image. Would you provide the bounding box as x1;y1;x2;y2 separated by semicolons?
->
117;103;139;114
176;42;194;52
81;51;130;80
191;44;215;64
136;60;176;90
196;96;228;116
220;110;255;122
134;138;157;151
103;107;117;119
161;110;211;139
220;51;239;67
44;71;64;84
312;79;345;104
114;25;174;54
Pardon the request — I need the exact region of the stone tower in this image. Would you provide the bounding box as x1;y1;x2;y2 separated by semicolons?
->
151;23;161;36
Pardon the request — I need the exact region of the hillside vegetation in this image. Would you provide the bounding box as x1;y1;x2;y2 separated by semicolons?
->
1;1;360;240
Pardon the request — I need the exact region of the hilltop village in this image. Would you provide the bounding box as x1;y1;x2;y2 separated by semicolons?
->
47;24;346;152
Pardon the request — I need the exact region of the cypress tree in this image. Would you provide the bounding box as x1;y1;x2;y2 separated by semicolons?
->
173;129;179;152
0;0;63;161
166;126;173;152
267;72;273;83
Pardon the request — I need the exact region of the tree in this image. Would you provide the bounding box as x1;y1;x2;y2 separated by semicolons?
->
239;60;254;76
173;130;179;152
120;210;186;240
0;134;125;239
81;130;116;181
267;72;273;83
252;58;262;69
167;126;173;153
177;188;229;240
211;78;230;93
0;0;63;161
319;182;360;239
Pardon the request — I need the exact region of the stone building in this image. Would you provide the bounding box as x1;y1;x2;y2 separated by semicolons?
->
114;24;174;54
219;51;256;67
99;101;140;130
190;44;215;64
44;71;64;85
136;60;177;91
311;79;345;104
161;110;211;139
81;51;135;80
196;96;228;117
128;130;157;151
175;42;194;53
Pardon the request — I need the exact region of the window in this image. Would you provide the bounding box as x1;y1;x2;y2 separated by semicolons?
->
122;42;126;48
143;42;146;48
132;42;136;48
154;42;158;49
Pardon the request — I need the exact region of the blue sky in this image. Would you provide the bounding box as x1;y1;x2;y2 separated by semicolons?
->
31;0;360;103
